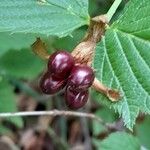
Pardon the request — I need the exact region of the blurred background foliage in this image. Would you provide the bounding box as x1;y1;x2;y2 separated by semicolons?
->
0;0;149;150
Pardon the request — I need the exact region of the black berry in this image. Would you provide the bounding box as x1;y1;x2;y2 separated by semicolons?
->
67;65;95;91
40;72;66;94
65;86;89;109
48;51;75;79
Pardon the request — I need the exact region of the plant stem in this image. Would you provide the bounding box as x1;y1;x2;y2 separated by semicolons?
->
0;110;104;124
106;0;123;22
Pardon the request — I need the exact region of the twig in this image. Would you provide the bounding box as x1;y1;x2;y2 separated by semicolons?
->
0;110;104;124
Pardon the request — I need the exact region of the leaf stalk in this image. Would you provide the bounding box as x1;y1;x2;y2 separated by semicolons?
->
107;0;123;22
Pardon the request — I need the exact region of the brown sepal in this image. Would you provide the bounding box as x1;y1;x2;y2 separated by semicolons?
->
31;38;50;59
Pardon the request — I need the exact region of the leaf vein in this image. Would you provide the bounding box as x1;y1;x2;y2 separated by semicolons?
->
114;31;150;96
103;37;131;124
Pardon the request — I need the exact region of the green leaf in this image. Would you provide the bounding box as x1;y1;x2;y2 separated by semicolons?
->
0;79;23;128
0;32;36;56
53;27;86;51
93;132;141;150
0;49;45;80
92;107;117;136
136;116;150;150
92;122;106;136
112;0;150;40
88;0;99;16
0;0;89;37
93;0;150;129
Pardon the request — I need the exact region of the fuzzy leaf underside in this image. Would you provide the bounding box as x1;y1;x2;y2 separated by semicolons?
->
94;0;150;129
0;0;89;37
0;0;89;56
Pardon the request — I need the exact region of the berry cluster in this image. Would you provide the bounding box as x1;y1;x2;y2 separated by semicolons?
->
40;51;95;109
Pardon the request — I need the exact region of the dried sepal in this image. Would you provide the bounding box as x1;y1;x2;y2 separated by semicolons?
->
71;15;107;66
92;78;121;101
31;38;50;59
71;41;96;66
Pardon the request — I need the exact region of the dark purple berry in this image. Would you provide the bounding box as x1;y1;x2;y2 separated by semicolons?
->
48;51;75;79
40;72;66;94
65;86;89;109
67;65;95;91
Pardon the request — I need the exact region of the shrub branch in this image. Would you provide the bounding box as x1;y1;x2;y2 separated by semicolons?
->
0;110;104;124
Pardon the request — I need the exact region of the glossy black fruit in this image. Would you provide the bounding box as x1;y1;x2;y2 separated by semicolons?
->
48;51;75;79
40;72;66;94
67;65;95;91
65;86;89;109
